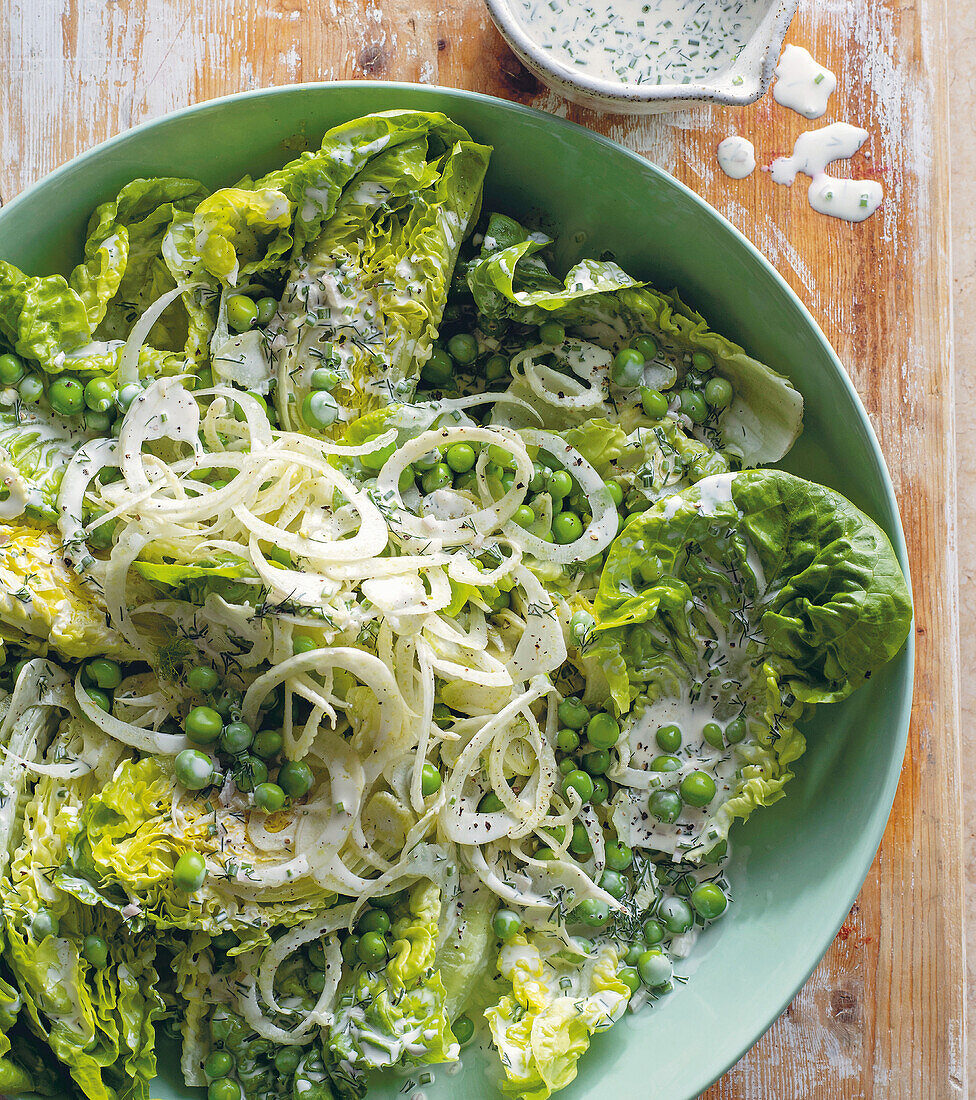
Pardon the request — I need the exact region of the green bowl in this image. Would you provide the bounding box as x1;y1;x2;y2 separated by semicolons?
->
0;83;913;1100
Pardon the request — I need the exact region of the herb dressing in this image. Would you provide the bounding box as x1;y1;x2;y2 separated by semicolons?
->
772;44;836;119
770;122;883;223
716;135;756;179
509;0;767;87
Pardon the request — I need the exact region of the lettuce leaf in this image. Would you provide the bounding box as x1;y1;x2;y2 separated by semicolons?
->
273;126;490;433
329;883;459;1072
485;934;629;1100
592;471;911;857
469;215;802;466
1;716;162;1100
192;188;292;286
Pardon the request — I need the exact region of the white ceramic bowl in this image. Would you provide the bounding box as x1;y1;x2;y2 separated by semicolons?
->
485;0;798;114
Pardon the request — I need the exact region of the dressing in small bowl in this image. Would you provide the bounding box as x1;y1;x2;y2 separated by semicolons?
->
486;0;798;114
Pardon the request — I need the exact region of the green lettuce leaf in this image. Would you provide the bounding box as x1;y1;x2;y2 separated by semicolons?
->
591;470;911;858
192;188;292;285
485;934;629;1100
273;127;490;433
469;215;802;466
1;716;162;1100
0;264;92;367
329;883;459;1072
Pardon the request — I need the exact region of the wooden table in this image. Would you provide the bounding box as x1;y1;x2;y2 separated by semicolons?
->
0;0;964;1095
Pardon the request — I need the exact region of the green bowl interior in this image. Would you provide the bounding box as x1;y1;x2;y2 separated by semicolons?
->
0;83;913;1100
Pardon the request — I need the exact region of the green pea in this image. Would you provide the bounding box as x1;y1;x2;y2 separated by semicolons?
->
600;869;628;900
302;391;339;429
86;409;114;433
691;882;728;920
448;333;478;364
624;943;644;966
185;705;223;745
291;634;317;656
546;469;573;499
659;896;695;934
591;777;610;803
611;347;644;387
232;755;268;793
174;749;216;791
205;1051;235;1079
674;873;695;898
538;321;565;346
557;698;589;730
226;294;258;332
556;728;580;753
485;353;509;381
633;334;659;360
421;463;452;494
534;846;557;861
478;791;504;813
0;353;25;385
83;378;115;412
208;1078;241;1100
492;908;522;940
214;687;242;720
605;841;632;871
640;386;670;419
638;949;672;987
605;480;624;507
678;389;708;424
650;754;681;772
655;724;682;752
220;720;254;755
255;296;277;325
582;749;610;775
252;729;283;759
691;351;713;373
422;348;454;385
85;657;122;690
553;512;583;544
173;851;208;892
252;782;286;813
512;504;535;529
187;665;219;693
115;382;143;411
49;377;85;416
680;771;716;807
357;908;392;935
82;933;109;968
569;822;592;855
529;463;549;492
573;899;610;928
357;931;388;967
445;443;477;473
421;762;442;797
642;918;665;945
31;910;58;940
311;367;341;391
562;769;594;803
558;758;576;776
341;935;361;966
586;712;620;749
648;790;682;823
617;966;641;994
704;376;733;409
278;760;314;798
701;721;725;749
453;1014;475;1045
500;472;516;495
85;687;111;712
18;374;44;403
725;716;747;744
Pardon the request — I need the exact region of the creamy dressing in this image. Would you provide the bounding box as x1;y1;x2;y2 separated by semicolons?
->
772;44;836;119
770;122;883;223
509;0;767;87
716;136;756;180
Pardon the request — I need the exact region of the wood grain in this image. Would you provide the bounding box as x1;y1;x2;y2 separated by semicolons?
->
0;0;964;1096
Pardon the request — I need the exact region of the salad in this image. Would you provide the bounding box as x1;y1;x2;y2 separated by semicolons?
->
0;109;912;1100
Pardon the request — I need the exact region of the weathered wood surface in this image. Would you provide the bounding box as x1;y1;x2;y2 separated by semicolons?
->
0;0;964;1096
